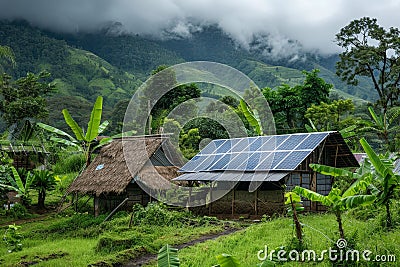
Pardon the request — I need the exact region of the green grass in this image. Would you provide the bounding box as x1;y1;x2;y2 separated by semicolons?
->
145;213;400;266
1;206;399;266
0;208;232;266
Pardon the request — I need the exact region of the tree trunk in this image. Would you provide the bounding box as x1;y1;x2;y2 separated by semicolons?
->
86;146;92;168
37;190;46;209
290;194;303;244
335;211;345;240
386;202;392;229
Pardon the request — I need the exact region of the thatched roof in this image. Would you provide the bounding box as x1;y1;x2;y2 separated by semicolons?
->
67;136;180;196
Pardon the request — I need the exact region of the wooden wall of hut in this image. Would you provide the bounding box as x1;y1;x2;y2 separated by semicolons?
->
190;182;285;219
97;183;152;214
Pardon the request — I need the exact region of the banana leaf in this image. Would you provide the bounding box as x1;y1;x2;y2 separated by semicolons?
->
215;254;241;267
240;100;262;135
62;109;85;141
342;195;376;209
37;122;76;142
293;186;330;206
85;96;103;141
98;120;109;135
309;164;359;179
158;244;180;267
50;137;83;151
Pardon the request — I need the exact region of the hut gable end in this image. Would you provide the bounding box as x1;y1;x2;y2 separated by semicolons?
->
67;136;166;196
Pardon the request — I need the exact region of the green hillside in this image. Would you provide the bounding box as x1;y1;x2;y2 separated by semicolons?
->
0;21;142;130
0;20;376;132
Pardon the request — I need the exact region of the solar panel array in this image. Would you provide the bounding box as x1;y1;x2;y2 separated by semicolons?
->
179;132;331;172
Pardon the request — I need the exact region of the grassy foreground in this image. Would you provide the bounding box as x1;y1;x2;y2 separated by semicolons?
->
0;204;233;266
1;205;399;267
146;212;400;266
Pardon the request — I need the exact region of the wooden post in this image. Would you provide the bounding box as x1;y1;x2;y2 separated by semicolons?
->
334;145;339;167
255;189;258;216
103;198;129;222
209;183;212;216
231;188;235;216
94;195;100;217
311;172;317;211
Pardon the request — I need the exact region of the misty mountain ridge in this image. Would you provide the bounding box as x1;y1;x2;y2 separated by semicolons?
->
0;19;374;131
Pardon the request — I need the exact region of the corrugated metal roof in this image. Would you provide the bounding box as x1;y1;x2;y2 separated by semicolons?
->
174;171;288;182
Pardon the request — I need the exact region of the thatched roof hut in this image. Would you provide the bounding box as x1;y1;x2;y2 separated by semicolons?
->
67;135;182;215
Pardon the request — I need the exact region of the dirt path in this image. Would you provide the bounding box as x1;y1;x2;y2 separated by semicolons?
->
122;227;242;267
0;212;56;227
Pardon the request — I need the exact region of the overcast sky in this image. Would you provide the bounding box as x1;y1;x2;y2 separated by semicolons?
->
1;0;400;54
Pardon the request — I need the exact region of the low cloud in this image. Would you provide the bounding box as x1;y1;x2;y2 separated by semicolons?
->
0;0;399;55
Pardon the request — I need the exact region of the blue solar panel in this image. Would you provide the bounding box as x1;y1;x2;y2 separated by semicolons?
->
271;151;290;169
255;153;274;170
179;132;331;172
216;140;231;153
275;151;311;170
296;133;329;150
246;152;262;169
225;152;250;170
277;134;308;150
180;155;209;172
209;153;233;170
198;141;217;155
256;136;276;151
249;137;262;151
193;154;224;171
231;138;252;152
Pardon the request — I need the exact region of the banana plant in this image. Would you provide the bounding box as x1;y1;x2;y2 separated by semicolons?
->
0;166;33;206
38;96;110;167
293;163;376;239
360;138;400;229
239;100;263;135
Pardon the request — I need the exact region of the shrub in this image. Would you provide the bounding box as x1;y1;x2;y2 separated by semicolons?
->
3;224;23;253
131;203;192;227
95;232;149;253
7;203;30;219
53;153;85;174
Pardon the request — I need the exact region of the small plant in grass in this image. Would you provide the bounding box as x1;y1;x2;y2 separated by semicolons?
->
3;224;23;253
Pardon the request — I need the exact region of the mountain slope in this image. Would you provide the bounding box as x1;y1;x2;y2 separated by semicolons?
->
0;20;376;132
0;21;142;130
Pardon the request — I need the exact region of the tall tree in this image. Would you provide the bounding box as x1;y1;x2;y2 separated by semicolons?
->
262;69;332;132
0;71;55;127
336;17;400;113
0;45;16;68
